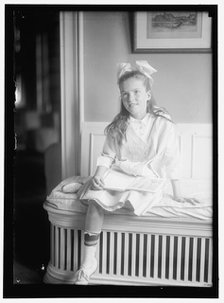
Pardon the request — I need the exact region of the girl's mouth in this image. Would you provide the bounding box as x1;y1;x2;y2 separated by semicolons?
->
128;103;138;106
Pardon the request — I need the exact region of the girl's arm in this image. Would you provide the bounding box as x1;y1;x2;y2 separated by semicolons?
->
91;134;116;190
91;166;108;190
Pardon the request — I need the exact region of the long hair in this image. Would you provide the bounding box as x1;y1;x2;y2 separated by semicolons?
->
105;71;172;146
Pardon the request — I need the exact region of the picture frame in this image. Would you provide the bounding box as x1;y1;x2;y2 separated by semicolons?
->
134;11;212;53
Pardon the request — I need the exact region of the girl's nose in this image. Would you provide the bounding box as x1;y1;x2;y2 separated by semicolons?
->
128;92;135;102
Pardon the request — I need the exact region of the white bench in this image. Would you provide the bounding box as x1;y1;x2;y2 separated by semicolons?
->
43;123;213;286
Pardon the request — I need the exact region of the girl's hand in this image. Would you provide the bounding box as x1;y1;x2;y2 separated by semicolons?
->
173;196;186;203
91;175;105;190
173;196;200;205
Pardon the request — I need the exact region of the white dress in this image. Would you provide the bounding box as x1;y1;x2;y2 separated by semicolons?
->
79;113;180;216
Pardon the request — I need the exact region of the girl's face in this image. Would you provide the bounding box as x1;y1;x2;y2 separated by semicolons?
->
120;77;151;120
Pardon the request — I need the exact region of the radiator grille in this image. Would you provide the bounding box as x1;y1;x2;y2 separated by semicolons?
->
49;224;212;286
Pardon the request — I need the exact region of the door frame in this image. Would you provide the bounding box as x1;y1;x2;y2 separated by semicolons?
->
59;11;84;179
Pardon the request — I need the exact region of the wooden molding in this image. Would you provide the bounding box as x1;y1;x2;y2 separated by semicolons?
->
60;12;84;178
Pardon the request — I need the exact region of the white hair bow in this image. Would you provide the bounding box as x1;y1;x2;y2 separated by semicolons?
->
117;60;157;86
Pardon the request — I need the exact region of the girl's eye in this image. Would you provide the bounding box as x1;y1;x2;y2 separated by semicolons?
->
121;93;128;98
134;90;141;95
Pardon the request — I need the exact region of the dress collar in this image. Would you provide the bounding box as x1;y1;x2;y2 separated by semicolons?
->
129;113;150;126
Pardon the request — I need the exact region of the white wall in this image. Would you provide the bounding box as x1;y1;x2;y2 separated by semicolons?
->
83;11;212;124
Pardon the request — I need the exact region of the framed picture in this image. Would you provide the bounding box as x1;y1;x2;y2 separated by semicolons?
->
134;11;212;52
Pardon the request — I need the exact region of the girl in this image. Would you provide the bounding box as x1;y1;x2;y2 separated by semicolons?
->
74;60;183;285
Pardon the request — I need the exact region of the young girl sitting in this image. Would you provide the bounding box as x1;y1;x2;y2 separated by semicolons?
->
74;60;183;285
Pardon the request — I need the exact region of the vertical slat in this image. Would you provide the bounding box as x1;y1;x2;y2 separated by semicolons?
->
66;229;71;271
146;234;151;278
161;235;166;280
176;236;182;281
128;233;132;276
55;226;59;268
109;232;114;275
154;234;159;278
79;230;85;268
50;224;54;266
142;234;147;277
200;238;206;283
138;234;144;277
124;233;129;277
157;235;162;279
78;229;82;271
203;238;209;283
116;232;122;276
169;235;174;280
102;231;107;275
208;238;213;285
196;238;201;282
184;237;190;282
106;232;110;274
70;229;74;271
192;237;197;283
94;233;100;275
131;233;136;277
60;228;65;270
73;229;78;271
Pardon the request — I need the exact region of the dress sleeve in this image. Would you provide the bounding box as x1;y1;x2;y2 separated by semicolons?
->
96;133;117;168
163;122;181;179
